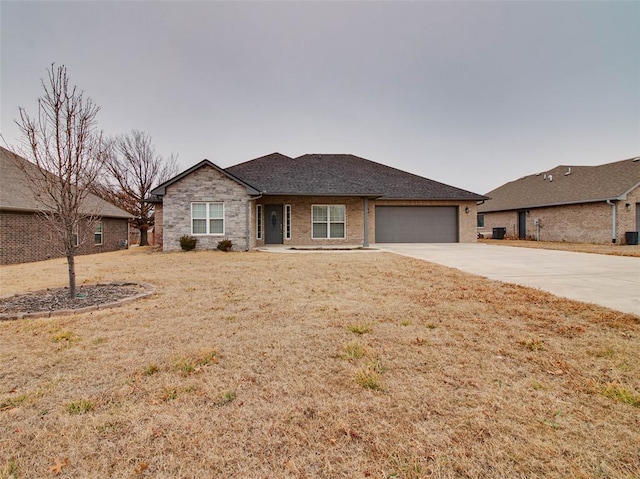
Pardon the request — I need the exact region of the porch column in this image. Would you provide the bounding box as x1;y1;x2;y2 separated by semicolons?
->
363;197;369;247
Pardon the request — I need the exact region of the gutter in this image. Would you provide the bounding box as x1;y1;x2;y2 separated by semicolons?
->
606;200;616;243
479;196;625;213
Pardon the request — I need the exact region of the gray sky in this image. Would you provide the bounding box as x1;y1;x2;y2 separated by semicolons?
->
1;1;638;194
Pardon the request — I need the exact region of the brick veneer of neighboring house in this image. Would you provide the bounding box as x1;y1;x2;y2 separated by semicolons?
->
0;146;133;265
478;158;640;244
0;213;129;265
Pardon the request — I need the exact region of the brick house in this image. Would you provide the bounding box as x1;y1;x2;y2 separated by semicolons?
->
478;156;640;244
149;152;487;251
0;146;132;265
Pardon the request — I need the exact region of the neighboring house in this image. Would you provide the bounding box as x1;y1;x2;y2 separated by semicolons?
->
0;146;132;265
149;152;487;251
478;156;640;244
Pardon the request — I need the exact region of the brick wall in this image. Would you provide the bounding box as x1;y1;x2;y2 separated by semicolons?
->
254;196;365;247
479;187;640;244
162;165;252;252
250;197;479;247
0;211;129;265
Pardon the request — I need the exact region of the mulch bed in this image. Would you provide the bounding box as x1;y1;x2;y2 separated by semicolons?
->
0;282;154;319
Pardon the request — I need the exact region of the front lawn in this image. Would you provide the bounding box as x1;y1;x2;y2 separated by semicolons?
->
1;248;638;478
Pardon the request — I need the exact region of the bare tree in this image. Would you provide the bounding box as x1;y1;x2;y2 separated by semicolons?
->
101;130;177;246
15;64;108;298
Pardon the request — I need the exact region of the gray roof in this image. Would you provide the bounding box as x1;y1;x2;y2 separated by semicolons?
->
478;157;640;213
295;154;486;200
0;146;132;219
225;153;383;197
225;152;486;200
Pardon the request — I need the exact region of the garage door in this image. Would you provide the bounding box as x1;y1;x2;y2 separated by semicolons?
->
375;206;458;243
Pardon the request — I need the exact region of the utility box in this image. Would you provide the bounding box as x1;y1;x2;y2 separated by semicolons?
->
625;231;639;245
493;227;507;240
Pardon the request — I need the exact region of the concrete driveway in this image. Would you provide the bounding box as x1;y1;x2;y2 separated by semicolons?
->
378;243;640;315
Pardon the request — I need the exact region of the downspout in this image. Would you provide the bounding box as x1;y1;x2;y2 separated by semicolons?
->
606;200;616;243
363;197;369;247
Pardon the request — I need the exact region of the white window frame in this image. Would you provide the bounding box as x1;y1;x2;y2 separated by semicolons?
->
256;204;263;240
311;205;346;240
285;204;292;240
191;202;225;236
94;221;103;245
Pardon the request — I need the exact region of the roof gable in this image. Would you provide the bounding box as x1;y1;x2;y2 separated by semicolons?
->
479;157;640;212
0;146;132;218
150;159;261;197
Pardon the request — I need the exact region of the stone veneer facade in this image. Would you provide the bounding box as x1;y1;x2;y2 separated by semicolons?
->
161;165;252;252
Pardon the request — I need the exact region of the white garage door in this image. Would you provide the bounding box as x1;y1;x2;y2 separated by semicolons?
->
375;206;458;243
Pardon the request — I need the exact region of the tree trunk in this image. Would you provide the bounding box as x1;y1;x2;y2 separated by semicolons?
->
67;253;76;298
139;228;149;247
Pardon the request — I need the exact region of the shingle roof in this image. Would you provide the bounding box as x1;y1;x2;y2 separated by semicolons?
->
478;157;640;213
0;146;132;219
225;153;383;197
225;152;486;200
295;154;486;200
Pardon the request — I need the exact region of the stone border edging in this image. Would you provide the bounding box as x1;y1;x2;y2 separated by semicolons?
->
0;282;156;321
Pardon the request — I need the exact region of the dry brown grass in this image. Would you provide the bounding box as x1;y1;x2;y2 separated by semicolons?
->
1;247;639;478
480;239;640;257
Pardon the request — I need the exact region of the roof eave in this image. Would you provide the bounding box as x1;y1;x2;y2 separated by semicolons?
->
619;180;640;199
261;192;383;198
0;205;133;219
479;196;630;213
380;196;489;201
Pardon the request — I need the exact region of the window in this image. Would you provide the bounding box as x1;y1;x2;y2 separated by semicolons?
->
94;221;103;245
192;202;224;235
256;204;263;240
312;205;345;239
477;214;485;228
285;205;291;240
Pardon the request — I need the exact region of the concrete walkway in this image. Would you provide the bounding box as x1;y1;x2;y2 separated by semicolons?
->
378;243;640;315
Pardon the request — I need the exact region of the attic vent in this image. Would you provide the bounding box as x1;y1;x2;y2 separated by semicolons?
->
548;174;553;182
633;157;640;162
564;167;571;176
543;174;547;180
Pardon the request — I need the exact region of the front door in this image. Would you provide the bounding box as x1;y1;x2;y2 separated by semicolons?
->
518;211;527;239
265;204;284;244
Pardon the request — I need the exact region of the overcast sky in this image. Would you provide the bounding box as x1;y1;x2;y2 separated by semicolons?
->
1;1;638;194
